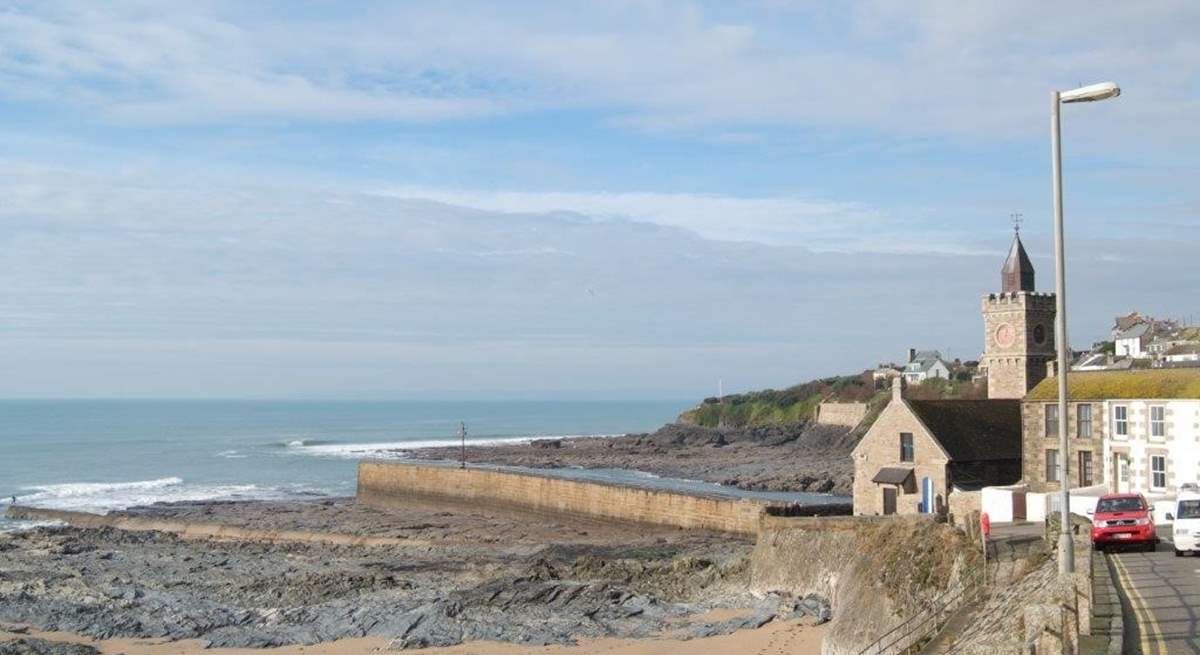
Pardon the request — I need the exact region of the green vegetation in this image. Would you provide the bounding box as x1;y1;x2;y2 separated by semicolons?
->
680;370;986;428
679;373;885;428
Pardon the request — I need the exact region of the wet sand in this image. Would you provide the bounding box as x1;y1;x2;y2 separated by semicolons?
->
2;619;826;655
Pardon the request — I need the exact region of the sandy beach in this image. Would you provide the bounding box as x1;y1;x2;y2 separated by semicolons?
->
2;618;826;655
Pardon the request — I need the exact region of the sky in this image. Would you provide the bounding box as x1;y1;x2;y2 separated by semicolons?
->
2;1;1199;399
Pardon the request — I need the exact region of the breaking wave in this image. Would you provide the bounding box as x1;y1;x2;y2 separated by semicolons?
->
17;477;322;514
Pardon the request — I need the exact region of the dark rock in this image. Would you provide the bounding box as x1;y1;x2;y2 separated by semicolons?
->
0;638;101;655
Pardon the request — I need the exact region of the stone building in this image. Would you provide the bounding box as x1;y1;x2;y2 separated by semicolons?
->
852;380;1022;516
1020;369;1200;494
979;232;1056;399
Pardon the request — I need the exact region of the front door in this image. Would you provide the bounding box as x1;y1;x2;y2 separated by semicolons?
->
1012;491;1027;521
1114;454;1130;493
882;487;897;515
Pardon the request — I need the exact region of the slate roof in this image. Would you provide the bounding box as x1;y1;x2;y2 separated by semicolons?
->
906;399;1022;462
872;467;914;485
1026;369;1200;401
1116;323;1150;340
1001;234;1035;293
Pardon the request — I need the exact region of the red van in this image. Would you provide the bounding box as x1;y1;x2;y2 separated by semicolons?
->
1090;493;1157;552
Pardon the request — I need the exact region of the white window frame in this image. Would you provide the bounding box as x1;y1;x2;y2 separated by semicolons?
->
1113;405;1128;438
1045;449;1060;483
1077;404;1092;439
1150;455;1166;490
1150;406;1166;439
1044;404;1059;437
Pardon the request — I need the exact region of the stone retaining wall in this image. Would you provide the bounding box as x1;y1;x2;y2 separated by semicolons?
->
357;461;772;535
815;402;868;427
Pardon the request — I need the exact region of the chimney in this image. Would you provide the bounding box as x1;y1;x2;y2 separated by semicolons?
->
891;376;903;401
1047;360;1057;378
907;348;917;363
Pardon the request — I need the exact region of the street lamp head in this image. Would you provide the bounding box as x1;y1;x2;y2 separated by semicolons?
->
1060;82;1121;104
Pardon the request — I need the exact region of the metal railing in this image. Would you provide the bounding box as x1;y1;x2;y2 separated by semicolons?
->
854;574;986;655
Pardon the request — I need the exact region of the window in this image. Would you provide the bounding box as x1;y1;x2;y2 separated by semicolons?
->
1045;404;1059;437
1150;406;1165;438
1033;324;1046;344
1077;404;1092;438
1113;406;1128;437
1151;456;1166;489
1078;451;1093;487
1178;500;1200;520
900;432;914;462
1045;449;1060;482
1096;496;1145;513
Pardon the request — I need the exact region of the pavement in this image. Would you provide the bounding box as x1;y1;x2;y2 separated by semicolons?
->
1107;525;1200;655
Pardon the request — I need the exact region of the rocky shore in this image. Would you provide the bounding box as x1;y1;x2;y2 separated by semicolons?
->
0;498;829;652
406;421;856;496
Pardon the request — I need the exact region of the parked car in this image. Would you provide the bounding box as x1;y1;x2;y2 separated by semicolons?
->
1166;492;1200;557
1089;493;1157;552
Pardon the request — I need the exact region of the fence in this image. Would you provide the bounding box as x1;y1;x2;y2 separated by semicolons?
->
854;574;986;655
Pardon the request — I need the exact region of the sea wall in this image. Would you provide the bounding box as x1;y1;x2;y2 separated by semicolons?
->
751;515;978;655
814;402;868;428
357;462;771;535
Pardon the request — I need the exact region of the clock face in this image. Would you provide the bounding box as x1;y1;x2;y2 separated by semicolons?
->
995;323;1016;348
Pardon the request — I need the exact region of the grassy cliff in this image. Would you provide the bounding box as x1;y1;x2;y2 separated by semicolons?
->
680;371;985;429
679;373;884;428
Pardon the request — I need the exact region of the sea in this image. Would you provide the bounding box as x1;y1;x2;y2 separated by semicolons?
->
0;399;842;532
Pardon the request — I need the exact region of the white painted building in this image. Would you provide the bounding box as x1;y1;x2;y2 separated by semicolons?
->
1000;369;1200;523
902;350;951;384
1102;397;1200;496
1115;323;1151;359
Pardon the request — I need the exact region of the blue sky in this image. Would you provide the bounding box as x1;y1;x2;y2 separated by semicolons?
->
2;1;1199;398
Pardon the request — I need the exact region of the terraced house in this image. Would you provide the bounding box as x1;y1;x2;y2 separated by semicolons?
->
1021;369;1200;495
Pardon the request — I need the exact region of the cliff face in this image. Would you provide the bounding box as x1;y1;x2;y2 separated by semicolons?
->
750;517;979;655
679;374;884;429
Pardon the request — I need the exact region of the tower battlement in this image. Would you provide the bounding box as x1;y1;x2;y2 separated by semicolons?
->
981;233;1056;399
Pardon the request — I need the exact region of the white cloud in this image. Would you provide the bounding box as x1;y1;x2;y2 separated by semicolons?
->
375;185;987;254
2;1;1198;142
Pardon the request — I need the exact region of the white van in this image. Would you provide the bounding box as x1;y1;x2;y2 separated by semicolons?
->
1166;492;1200;557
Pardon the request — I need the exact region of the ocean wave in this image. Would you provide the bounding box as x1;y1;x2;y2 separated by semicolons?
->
289;437;526;459
216;449;247;459
18;477;324;514
286;433;619;460
0;519;66;534
271;438;341;448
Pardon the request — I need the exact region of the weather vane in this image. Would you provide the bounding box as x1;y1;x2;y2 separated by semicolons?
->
1010;212;1024;236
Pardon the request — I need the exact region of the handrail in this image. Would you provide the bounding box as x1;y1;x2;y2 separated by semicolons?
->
854;574;985;655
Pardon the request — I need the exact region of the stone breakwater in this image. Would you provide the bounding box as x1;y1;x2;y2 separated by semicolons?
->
358;461;779;535
406;421;858;495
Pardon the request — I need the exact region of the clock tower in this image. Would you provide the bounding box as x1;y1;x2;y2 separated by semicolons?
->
980;229;1056;399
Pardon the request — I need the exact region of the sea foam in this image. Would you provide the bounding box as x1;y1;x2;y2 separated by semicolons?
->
18;477;309;514
287;434;614;459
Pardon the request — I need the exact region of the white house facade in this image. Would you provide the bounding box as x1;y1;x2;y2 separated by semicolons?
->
1102;398;1200;495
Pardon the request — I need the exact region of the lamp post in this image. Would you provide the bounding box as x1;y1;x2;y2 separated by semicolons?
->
1051;81;1120;575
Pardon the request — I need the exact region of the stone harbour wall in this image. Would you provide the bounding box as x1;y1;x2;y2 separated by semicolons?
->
357;461;773;535
815;402;868;428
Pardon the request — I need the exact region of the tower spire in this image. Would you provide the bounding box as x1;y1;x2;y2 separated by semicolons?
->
1001;218;1035;293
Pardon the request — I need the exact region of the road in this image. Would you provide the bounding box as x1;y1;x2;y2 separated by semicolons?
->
1108;526;1200;655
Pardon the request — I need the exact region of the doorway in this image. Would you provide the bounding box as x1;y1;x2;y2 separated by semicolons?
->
883;487;897;515
1113;454;1130;493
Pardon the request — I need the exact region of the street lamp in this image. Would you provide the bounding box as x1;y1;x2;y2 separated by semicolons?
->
1051;81;1120;575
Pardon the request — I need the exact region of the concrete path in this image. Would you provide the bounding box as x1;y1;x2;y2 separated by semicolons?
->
1108;527;1200;655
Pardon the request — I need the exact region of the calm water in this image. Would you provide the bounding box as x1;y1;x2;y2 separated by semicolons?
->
0;399;841;531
